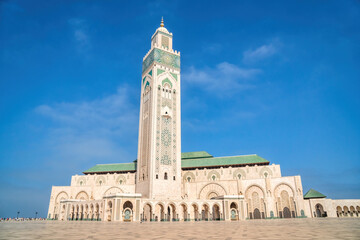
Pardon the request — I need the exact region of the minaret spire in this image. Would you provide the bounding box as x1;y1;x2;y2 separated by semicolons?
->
160;17;164;27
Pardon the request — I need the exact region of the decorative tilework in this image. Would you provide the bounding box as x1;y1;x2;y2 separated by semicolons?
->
142;48;180;73
162;78;172;88
170;73;178;81
144;81;150;90
157;69;165;75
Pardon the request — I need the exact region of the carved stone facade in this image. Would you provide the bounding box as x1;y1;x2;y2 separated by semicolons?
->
47;20;360;222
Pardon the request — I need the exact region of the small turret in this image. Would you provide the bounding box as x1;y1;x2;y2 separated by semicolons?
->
151;17;173;50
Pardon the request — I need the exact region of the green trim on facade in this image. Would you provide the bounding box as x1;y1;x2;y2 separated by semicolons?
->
144;81;150;90
303;189;326;199
157;69;165;75
181;151;213;159
84;162;137;173
170;73;178;81
83;152;269;174
181;154;269;169
148;70;152;76
142;77;146;84
162;78;172;88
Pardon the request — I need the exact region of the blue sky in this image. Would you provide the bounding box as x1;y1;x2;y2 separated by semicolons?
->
0;0;359;218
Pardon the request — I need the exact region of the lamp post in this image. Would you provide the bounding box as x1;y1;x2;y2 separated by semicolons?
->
17;211;20;219
35;211;38;219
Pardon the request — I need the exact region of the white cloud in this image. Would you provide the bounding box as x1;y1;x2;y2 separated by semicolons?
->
182;62;261;95
68;18;91;52
35;85;138;164
243;42;278;63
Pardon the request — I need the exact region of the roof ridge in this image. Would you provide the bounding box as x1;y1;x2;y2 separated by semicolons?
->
182;151;209;153
96;162;134;166
212;154;258;158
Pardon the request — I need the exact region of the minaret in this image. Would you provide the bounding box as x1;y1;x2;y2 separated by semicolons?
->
136;19;181;199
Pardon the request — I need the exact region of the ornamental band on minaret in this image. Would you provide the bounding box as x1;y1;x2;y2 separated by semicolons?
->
46;19;360;222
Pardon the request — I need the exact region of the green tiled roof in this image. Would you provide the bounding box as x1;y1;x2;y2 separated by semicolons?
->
181;151;213;159
303;189;326;199
181;154;269;169
83;162;136;174
83;152;269;174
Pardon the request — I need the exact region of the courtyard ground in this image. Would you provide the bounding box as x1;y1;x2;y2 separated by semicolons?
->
0;218;359;239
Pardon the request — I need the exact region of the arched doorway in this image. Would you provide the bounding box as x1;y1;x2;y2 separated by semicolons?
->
336;206;342;217
155;203;165;221
315;204;326;217
350;206;355;217
343;206;349;217
192;204;199;221
283;207;291;218
75;205;79;220
70;205;75;220
90;204;94;220
80;205;84;220
107;201;113;221
212;204;220;221
143;203;152;221
201;204;209;221
230;202;238;220
274;184;296;218
60;204;66;221
123;201;133;222
95;204;100;220
167;204;176;221
180;204;188;221
245;185;266;219
253;208;261;219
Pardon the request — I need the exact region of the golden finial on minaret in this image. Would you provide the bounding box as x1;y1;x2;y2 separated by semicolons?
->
160;17;164;27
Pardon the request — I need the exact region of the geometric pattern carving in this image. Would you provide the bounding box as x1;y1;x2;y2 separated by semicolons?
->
245;185;265;199
116;175;126;185
183;172;196;182
75;191;89;200
207;170;220;181
274;183;294;198
199;183;227;199
77;177;86;186
55;191;69;203
259;167;273;178
103;187;123;197
232;169;246;180
96;176;106;186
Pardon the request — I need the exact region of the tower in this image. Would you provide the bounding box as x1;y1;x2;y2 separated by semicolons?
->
136;18;181;199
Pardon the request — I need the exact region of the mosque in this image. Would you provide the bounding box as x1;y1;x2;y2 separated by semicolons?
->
47;19;360;222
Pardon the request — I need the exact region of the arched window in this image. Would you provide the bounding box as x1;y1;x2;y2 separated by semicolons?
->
80;181;83;186
119;180;123;185
156;174;158;179
264;172;268;178
164;172;168;180
142;174;145;181
211;175;216;181
187;177;191;182
99;180;103;186
237;174;242;180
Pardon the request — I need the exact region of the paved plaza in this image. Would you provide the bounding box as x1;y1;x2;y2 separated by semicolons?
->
0;218;359;239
